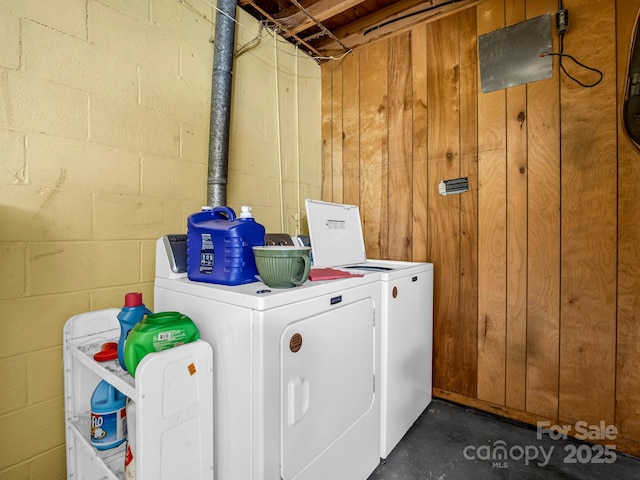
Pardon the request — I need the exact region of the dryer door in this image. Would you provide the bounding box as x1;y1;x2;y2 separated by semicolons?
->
280;298;375;480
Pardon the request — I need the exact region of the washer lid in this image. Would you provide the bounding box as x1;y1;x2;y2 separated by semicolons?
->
305;199;366;267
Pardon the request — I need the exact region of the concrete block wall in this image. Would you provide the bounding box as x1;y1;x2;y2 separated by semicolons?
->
229;16;322;234
0;1;321;477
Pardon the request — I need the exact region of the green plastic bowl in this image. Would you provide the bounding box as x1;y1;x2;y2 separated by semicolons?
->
252;246;312;288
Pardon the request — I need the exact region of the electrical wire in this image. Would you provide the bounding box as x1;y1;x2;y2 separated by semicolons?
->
541;0;604;88
181;0;264;57
260;23;352;62
295;50;301;236
286;0;351;54
181;0;215;23
274;32;285;232
193;0;258;36
308;49;352;61
234;21;266;58
541;32;603;88
181;0;348;62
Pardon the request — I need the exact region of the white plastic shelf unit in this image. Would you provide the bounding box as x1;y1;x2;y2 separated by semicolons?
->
63;308;214;480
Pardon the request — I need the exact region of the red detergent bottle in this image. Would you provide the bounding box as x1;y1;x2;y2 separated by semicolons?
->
117;293;152;371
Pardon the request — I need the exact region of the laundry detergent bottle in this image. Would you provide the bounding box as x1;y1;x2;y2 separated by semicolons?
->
123;311;200;377
187;205;265;285
117;293;152;371
90;380;127;450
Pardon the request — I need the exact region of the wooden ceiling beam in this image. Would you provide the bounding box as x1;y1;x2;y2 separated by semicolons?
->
312;0;477;57
278;0;368;36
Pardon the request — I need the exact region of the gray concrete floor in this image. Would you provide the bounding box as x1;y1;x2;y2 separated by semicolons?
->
369;399;640;480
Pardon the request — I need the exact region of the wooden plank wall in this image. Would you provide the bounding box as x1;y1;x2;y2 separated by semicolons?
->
617;0;640;450
524;0;562;423
558;0;617;430
320;0;640;455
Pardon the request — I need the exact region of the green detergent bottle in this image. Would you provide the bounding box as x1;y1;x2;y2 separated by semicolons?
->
123;311;200;377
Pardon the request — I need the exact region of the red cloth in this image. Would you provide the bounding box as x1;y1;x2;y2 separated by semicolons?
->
308;267;364;281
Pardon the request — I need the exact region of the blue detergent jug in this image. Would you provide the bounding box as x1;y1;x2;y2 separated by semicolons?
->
90;380;127;450
117;292;152;371
187;206;265;285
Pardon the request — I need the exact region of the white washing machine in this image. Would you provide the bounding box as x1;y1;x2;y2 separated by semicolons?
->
154;236;382;480
305;200;434;459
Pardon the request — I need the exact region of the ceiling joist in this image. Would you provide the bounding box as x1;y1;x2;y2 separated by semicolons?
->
237;0;479;60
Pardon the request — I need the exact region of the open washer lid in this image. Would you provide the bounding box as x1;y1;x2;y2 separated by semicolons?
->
305;199;366;267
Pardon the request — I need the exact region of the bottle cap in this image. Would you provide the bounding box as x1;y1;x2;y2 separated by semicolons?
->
240;205;253;218
93;342;118;362
124;292;143;308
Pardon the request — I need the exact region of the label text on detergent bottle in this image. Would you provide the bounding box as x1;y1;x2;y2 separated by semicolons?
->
91;407;127;448
200;233;214;274
153;330;187;350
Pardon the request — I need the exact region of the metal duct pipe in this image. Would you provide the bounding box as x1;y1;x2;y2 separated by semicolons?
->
207;0;237;207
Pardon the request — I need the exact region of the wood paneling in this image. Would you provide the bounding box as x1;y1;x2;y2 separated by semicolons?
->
388;32;413;261
320;0;640;455
525;0;561;420
342;52;360;205
411;24;429;262
558;0;617;428
426;12;472;395
505;0;527;412
331;62;344;204
617;0;640;444
457;5;479;399
476;0;507;406
320;63;333;199
359;41;388;259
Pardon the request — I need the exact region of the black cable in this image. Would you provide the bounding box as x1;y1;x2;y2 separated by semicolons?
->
543;3;604;89
542;32;603;88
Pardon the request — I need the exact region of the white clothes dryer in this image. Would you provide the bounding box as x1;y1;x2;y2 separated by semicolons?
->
305;200;434;459
154;236;382;480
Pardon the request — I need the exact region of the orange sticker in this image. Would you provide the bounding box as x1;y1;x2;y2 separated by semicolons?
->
188;363;197;376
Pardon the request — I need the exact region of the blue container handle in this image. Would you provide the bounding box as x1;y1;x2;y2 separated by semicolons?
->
211;206;236;221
